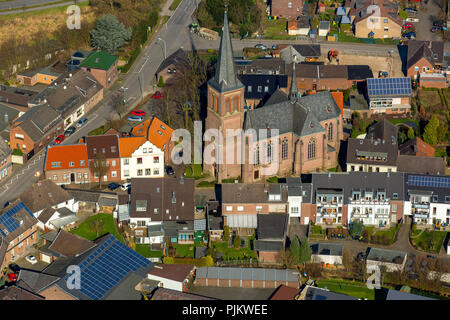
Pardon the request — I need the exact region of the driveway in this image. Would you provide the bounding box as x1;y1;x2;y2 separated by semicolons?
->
415;0;446;41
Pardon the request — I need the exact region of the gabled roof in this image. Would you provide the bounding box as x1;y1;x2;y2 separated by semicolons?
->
264;89;289;106
80;50;118;70
346;137;398;167
407;40;444;69
45;144;89;171
147;264;194;282
367;119;398;141
18;269;60;293
366;247;406;264
156;48;189;74
311;243;343;256
86;134;120;159
13;104;62;142
118;136;145;158
347;65;373;80
257;214;287;240
19;180;73;213
37;207;56;224
130;116;174;151
0;284;45;300
151;287;216;300
399;137;435;157
269;285;300;300
397;155;445;175
47;229;96;257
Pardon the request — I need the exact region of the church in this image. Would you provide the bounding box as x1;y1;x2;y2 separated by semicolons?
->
204;12;343;183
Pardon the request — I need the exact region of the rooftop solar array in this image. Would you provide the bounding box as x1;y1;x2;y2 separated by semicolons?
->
64;236;151;300
367;78;412;97
407;175;450;189
0;202;34;237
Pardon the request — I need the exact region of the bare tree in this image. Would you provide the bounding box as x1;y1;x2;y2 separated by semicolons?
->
88;216;104;237
111;91;126;118
342;249;354;273
277;249;296;268
89;153;109;188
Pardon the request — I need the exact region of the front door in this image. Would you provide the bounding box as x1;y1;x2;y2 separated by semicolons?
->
70;173;75;183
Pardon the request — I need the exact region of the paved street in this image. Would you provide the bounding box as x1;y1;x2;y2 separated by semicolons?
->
415;0;446;41
0;0;87;16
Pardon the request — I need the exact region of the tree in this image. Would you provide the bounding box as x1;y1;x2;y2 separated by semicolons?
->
342;249;354;272
277;249;296;268
157;76;165;88
88;216;104;237
89;153;109;188
349;220;364;237
111;90;126;118
398;130;407;144
407;127;415;140
90;14;132;54
436;118;448;143
298;238;312;265
234;235;241;248
289;236;301;264
423;115;439;145
223;226;230;241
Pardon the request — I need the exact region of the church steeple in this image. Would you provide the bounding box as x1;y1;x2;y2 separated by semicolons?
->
209;10;243;92
289;60;298;102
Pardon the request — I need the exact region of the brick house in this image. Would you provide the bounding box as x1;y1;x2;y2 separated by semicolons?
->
0;85;37;110
44;144;90;185
0;138;12;182
86;135;121;183
254;214;288;263
367;78;412;115
0;201;39;270
406;40;444;79
271;0;305;18
155;48;189;86
399;137;435;157
80;50;118;89
417;73;447;88
16;66;61;86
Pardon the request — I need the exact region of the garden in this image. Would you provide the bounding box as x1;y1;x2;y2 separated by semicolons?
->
309;224;327;240
135;244;163;258
211;239;257;262
70;213;125;243
410;228;447;253
315;278;376;300
370;224;400;245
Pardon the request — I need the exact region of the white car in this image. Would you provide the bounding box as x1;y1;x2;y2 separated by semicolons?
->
121;183;131;191
25;255;37;264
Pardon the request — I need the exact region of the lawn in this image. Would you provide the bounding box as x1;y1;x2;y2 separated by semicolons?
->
418;89;443;109
173;244;195;258
410;230;447;253
71;213;125;243
212;241;257;260
184;164;208;179
135;244;163;258
263;18;296;40
315;279;375;300
169;0;182;11
371;225;400;245
197;180;216;188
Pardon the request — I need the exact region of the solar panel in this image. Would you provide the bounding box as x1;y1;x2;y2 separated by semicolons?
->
407;175;450;188
367;78;412;97
0;202;32;234
64;236;150;300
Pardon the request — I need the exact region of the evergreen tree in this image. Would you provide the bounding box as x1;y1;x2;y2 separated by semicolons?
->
423;115;439;145
289;236;301;264
407;127;415;140
90;14;132;54
298;238;312;265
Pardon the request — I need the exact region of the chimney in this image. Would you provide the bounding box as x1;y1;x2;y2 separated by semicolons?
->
3;113;7;123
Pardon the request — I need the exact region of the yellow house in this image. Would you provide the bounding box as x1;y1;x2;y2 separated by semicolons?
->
353;5;402;39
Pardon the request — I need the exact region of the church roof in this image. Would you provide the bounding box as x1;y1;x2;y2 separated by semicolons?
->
208;11;244;92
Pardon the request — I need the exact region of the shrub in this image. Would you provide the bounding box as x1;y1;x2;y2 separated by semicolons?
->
223;226;230;241
234;235;241;249
157;76;165;87
163;256;175;264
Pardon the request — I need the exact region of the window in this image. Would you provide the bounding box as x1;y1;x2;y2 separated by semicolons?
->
264;86;269;93
102;148;106;153
267;141;273;163
93;148;97;154
137;220;146;227
84;173;88;179
63;174;67;180
281;138;288;160
226;206;232;211
15;133;24;140
153;168;159;175
111;171;117;178
80;160;85;166
433;195;438;202
237;206;244;211
414;66;419;71
143;148;147;153
111;146;116;153
392;204;397;212
258;86;262;93
153;156;159;163
137;158;143;164
308;138;316;160
154;208;160;214
254;144;260;165
51;162;61;168
124;169;129;177
78;173;82;179
446;196;450;203
52;175;57;180
393;193;398;200
328;123;333;141
291;207;299;214
136;200;147;212
256;206;262;211
145;168;151;176
111;160;116;166
384;27;389;31
137;169;143;176
69;161;74;167
148;148;153;153
351;165;355;171
383;19;388;23
248;86;252;92
124;158;129;165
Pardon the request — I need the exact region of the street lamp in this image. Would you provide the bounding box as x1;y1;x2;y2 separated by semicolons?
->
157;38;167;60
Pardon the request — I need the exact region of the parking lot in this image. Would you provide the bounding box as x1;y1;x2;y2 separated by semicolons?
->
414;0;446;41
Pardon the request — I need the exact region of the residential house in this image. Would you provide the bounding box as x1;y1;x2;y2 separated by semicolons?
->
349;0;402;39
366;247;407;272
271;0;305;18
279;44;321;63
310;243;343;265
347;65;374;85
406;40;444;79
39;234;154;300
80;50;118;89
0;85;38;110
366;77;412;115
17;269;60;296
129;177;195;244
119;117;174;180
86;134;121;183
155;48;189;85
254;213;288;263
36;207;78;232
396;155;446;175
288;63;352;91
18;179;77;219
0;283;45;300
346;138;398;173
147;264;195;292
318;21;330;37
16;66;61;86
0;201;39;269
0;137;12;182
44;144;90;185
403;173;450;226
399;137;435;157
269;284;300;300
234;58;286;75
287;16;310;36
66;50;92;72
286;178;313;224
195;267;299;288
417;72;447;88
221;184;287;236
206;200;223;241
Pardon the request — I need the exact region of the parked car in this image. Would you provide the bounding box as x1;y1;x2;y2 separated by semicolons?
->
431;26;442;33
271;44;278;50
165;166;175;175
152;91;163;99
121;182;131;191
131;110;146;116
378;71;388;78
3;201;10;208
254;43;268;50
402;22;413;29
404;8;417;14
405;18;419;22
402;32;416;39
8;264;20;273
76;117;88;128
54;135;65;144
108;182;121;191
25;255;38;265
6;273;17;282
64;126;76;137
127;115;143;122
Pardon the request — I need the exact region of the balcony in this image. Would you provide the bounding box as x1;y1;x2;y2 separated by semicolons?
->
349;198;390;205
352;212;369;218
412;203;429;209
414;214;429;219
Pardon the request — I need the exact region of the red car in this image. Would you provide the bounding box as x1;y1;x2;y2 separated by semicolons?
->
402;23;413;29
55;135;65;144
131;110;146;116
7;273;17;282
152;91;163;99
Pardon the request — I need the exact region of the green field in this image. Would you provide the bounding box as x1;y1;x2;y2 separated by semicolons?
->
71;213;125;243
315;279;375;300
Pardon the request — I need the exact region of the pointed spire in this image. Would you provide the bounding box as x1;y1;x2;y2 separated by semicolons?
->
289;60;298;103
209;10;243;92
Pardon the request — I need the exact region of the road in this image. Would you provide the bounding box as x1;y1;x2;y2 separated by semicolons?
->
0;0;85;16
415;0;445;41
0;0;198;207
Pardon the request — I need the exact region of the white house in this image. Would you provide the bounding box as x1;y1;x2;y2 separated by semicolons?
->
318;21;330;37
147;264;195;292
36;207;78;231
286;181;311;224
366;247;407;272
311;243;343;265
119;138;165;180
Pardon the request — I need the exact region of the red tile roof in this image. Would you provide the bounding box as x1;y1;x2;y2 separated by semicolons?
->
131;117;174;150
45;144;88;171
269;285;300;300
118;136;146;158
